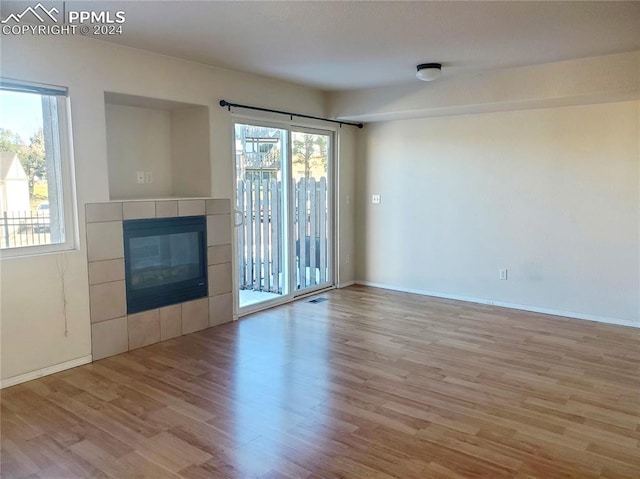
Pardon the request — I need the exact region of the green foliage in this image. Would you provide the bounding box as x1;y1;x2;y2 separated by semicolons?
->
293;134;316;181
0;127;46;198
0;128;25;156
24;129;46;198
316;135;327;158
293;133;328;181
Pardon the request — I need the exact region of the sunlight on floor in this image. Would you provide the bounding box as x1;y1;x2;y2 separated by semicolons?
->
239;289;282;308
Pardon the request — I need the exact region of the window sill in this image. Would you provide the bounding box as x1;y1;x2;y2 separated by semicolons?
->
0;241;78;260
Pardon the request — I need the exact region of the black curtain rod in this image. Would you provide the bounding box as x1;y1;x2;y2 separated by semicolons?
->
219;100;364;129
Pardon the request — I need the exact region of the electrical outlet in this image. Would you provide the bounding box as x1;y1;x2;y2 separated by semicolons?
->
346;253;351;264
372;194;381;204
145;171;153;183
136;171;144;184
499;269;508;280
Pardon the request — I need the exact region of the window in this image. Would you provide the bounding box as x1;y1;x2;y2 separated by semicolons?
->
0;79;75;255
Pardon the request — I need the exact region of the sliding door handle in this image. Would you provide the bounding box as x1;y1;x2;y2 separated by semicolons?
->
233;209;244;228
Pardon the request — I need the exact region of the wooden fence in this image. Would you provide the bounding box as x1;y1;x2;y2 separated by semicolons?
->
236;177;328;293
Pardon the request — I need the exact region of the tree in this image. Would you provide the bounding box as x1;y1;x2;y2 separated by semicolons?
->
0;128;24;156
293;133;315;182
316;135;327;159
314;135;327;173
0;127;46;198
23;129;46;198
293;134;328;182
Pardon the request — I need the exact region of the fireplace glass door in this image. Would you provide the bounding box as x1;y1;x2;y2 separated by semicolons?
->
124;216;208;314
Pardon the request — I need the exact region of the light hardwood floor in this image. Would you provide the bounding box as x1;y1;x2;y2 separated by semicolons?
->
1;285;639;478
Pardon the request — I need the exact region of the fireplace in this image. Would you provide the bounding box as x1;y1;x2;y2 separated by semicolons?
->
123;215;208;314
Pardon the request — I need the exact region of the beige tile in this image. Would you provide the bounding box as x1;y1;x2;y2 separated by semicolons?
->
207;244;232;265
128;309;160;350
209;292;233;327
86;203;122;223
90;281;126;323
123;201;156;220
86;221;123;262
88;258;125;285
206;199;230;215
178;200;205;217
206;214;231;246
160;304;182;341
208;262;232;296
155;201;178;218
182;298;209;335
92;317;128;360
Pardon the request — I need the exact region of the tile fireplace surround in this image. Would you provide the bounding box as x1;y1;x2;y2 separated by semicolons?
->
85;199;233;360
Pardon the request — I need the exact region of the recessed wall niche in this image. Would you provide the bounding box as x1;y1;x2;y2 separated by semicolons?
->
105;92;211;200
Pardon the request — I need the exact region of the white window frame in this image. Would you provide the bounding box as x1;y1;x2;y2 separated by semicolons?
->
0;78;77;258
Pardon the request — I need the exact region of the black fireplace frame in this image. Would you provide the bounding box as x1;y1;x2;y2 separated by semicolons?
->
123;215;208;314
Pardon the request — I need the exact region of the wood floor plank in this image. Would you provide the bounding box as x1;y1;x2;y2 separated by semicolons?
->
2;285;639;478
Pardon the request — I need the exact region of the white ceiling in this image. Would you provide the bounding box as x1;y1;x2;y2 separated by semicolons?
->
56;1;640;91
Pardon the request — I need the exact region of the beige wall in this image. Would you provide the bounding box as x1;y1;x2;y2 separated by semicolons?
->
356;101;640;324
0;33;344;382
171;107;211;198
106;104;173;199
336;127;357;285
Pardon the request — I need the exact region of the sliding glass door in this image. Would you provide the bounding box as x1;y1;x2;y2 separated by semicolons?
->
235;123;289;309
234;122;333;312
292;129;332;295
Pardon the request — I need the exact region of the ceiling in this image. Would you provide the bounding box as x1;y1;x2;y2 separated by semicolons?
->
18;1;640;91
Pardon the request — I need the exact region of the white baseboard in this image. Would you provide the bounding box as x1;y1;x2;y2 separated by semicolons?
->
355;280;639;329
337;280;356;289
1;354;93;389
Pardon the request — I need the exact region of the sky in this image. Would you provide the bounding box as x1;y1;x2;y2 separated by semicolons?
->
0;90;43;143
